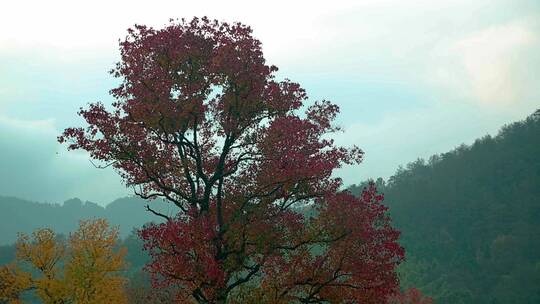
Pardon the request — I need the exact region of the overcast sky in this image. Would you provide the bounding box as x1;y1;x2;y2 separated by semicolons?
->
1;0;539;205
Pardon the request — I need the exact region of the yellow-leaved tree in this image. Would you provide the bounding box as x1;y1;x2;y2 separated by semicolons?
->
0;264;32;303
65;219;127;303
0;219;127;304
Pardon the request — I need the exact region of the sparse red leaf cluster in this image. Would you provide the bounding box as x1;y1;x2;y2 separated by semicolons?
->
60;17;404;303
387;288;434;304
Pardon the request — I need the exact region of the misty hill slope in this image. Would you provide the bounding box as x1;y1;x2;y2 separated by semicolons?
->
0;196;171;245
350;110;540;304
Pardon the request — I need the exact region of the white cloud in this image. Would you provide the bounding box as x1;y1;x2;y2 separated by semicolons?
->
1;0;539;196
0;115;57;133
427;18;539;106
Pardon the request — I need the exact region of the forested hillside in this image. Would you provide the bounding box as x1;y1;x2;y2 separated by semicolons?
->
350;110;540;303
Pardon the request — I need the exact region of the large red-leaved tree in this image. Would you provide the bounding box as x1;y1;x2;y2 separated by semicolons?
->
59;17;404;303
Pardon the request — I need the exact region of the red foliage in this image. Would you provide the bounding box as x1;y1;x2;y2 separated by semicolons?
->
388;288;434;304
60;17;404;303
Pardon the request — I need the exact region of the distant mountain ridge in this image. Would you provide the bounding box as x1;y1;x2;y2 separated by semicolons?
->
0;195;171;245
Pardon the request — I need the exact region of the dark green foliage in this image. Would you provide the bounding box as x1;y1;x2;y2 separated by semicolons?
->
349;110;540;303
120;229;150;275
